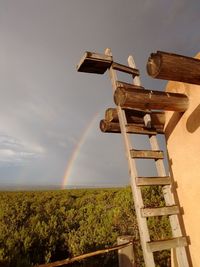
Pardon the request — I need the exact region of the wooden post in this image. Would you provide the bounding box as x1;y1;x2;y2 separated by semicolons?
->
147;51;200;85
117;236;135;267
114;86;189;111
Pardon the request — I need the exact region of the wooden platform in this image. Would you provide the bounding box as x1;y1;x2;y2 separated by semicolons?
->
77;51;139;76
77;51;113;74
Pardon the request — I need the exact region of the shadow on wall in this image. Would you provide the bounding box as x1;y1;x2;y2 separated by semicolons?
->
186;104;200;133
165;112;183;141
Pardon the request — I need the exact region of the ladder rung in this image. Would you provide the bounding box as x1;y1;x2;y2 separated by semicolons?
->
112;62;139;76
147;237;188;252
141;205;179;217
116;80;144;90
136;177;171;186
130;149;164;159
126;124;163;135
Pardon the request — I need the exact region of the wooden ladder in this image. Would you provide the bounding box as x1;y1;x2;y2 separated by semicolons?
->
77;49;191;267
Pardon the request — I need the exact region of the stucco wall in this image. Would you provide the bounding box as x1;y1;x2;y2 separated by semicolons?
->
165;53;200;266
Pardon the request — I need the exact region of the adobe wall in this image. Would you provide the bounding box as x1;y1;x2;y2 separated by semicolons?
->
165;53;200;266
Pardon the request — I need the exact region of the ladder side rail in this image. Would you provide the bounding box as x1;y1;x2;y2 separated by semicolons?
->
128;55;190;267
128;55;183;233
149;135;190;267
105;49;155;267
127;56;151;127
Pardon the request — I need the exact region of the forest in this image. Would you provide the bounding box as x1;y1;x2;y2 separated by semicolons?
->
0;187;171;267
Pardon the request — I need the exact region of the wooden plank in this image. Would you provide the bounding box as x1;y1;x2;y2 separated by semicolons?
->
136;177;171;186
147;51;200;85
112;62;139;76
130;149;164;159
147;237;188;252
77;51;113;74
114;86;189;112
141;205;179;217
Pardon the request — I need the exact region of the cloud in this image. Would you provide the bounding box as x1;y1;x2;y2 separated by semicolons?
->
0;133;44;166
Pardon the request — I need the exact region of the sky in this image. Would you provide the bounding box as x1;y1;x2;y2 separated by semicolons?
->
0;0;200;188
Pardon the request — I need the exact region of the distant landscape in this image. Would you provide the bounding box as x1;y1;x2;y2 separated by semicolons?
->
0;187;171;267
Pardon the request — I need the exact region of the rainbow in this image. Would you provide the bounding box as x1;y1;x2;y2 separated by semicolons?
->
62;112;99;189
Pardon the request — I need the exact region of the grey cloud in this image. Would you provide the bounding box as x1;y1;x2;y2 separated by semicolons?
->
0;0;199;187
0;133;43;166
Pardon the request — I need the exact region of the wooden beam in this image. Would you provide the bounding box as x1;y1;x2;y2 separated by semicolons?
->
112;62;139;76
100;120;121;133
105;108;145;123
99;120;164;134
105;108;165;127
147;51;200;85
114;86;189;112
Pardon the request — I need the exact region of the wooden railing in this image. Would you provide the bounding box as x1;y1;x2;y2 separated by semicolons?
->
36;240;134;267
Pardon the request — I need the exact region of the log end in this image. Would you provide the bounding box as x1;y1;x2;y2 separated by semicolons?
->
99;120;120;133
105;108;118;122
146;52;161;78
114;88;126;106
100;119;108;132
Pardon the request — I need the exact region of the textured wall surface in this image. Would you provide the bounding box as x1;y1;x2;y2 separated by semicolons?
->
165;53;200;266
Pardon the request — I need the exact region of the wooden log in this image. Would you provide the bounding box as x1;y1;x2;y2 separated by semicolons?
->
99;120;164;134
105;108;144;123
100;120;121;133
147;51;200;85
105;108;165;127
114;86;189;112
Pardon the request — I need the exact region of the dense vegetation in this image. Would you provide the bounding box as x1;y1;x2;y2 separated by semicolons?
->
0;187;171;267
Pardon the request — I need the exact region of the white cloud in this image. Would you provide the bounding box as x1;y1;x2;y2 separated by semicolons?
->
0;133;44;166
